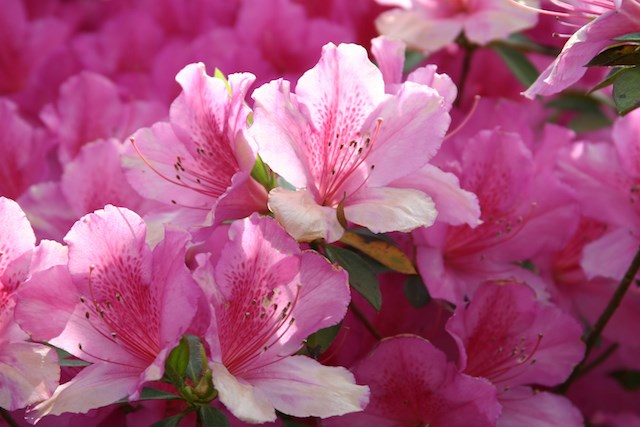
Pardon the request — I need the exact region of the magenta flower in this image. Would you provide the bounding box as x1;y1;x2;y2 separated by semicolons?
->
0;197;59;411
18;205;200;420
193;214;369;423
375;0;539;54
525;0;640;97
446;280;585;426
124;62;268;228
249;42;449;242
323;335;501;427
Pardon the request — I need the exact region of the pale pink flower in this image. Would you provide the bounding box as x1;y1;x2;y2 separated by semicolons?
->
249;42;450;242
446;280;585;426
375;0;539;54
0;197;59;411
524;0;640;97
17;205;200;420
124;62;268;228
323;335;501;427
193;214;369;423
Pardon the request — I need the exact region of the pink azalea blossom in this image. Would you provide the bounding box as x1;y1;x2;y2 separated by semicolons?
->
375;0;539;54
446;280;585;426
124;62;268;228
524;0;640;97
41;71;165;163
558;109;640;280
16;205;200;420
0;100;54;200
193;214;369;423
249;42;450;242
323;335;501;427
414;126;578;303
0;197;59;411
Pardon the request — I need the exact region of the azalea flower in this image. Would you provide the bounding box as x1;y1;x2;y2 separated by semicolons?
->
17;205;200;420
446;280;585;426
374;0;539;54
249;42;449;242
193;214;369;423
523;0;640;97
0;197;59;411
323;335;501;427
124;62;268;228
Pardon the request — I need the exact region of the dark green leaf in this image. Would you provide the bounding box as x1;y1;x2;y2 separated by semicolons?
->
300;323;342;359
324;245;382;311
116;387;181;404
185;335;205;383
403;50;425;74
609;369;640;390
167;336;190;377
614;32;640;43
568;111;612;132
281;419;309;427
403;275;430;308
198;405;229;427
590;67;627;93
150;413;185;427
52;346;91;367
613;67;640;115
587;44;640;67
59;358;91;367
492;43;539;87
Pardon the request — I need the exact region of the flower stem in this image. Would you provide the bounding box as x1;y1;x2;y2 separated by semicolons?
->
558;246;640;393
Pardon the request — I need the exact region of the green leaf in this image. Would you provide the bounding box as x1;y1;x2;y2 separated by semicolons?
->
150;413;185;427
587;44;640;67
185;335;205;383
403;50;425;74
198;405;229;427
590;67;627;93
250;155;276;191
403;275;430;308
614;32;640;43
167;336;190;377
609;369;640;390
53;346;91;367
324;245;382;311
300;323;342;359
492;43;539;87
613;67;640;115
116;387;181;404
281;419;309;427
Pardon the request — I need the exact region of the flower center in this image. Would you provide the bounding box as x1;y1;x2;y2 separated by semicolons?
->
220;285;301;376
316;118;382;206
79;263;161;366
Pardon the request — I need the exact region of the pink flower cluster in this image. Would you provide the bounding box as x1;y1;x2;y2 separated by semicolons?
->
2;0;640;426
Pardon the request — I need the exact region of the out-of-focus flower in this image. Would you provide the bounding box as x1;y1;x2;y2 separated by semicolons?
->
375;0;539;54
323;335;501;427
524;0;640;97
446;280;585;426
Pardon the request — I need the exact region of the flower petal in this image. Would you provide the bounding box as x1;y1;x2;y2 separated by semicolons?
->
248;355;369;419
268;187;344;242
344;187;437;234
